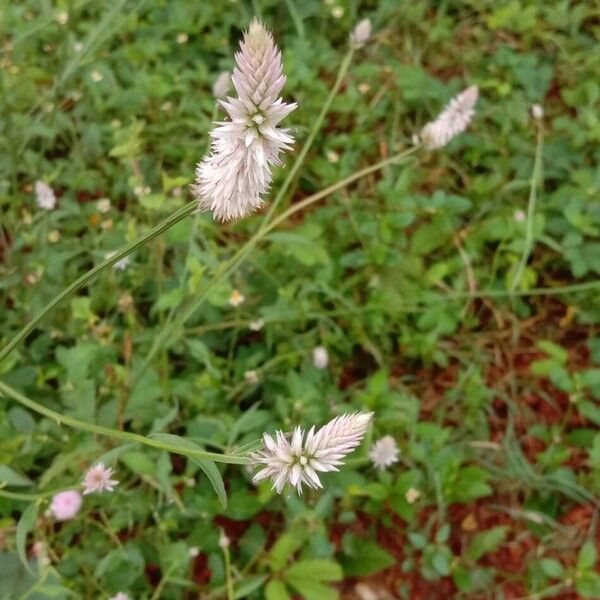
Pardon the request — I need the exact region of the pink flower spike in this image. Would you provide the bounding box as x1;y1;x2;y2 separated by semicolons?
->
48;490;82;521
82;463;118;495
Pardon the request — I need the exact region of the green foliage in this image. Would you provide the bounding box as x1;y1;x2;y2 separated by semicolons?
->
1;0;599;598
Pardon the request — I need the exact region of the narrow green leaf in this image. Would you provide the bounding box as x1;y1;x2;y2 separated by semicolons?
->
269;527;306;571
149;433;227;508
16;503;38;575
0;465;33;487
233;575;268;599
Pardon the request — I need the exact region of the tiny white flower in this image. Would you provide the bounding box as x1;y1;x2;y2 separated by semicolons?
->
218;531;230;549
229;289;245;307
250;412;373;494
108;593;131;600
531;103;544;120
312;346;329;369
326;150;340;163
244;370;259;384
48;490;82;521
184;477;196;487
420;86;479;149
34;180;56;210
74;41;84;53
213;71;231;100
249;318;264;331
349;19;371;49
90;69;103;82
369;436;400;470
47;230;60;243
514;209;526;223
332;6;344;19
357;83;370;94
176;32;189;44
405;487;421;504
97;198;111;213
82;463;118;495
192;19;297;221
55;11;69;25
105;251;130;271
161;101;173;112
188;546;199;557
411;133;421;146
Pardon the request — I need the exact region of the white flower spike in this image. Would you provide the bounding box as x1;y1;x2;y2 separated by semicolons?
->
250;412;373;494
82;463;118;495
369;435;400;470
349;19;372;49
34;181;56;210
192;19;297;221
420;86;479;149
313;346;329;369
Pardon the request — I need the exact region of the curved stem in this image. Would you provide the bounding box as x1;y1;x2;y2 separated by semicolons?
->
0;379;249;465
0;201;197;368
262;47;355;223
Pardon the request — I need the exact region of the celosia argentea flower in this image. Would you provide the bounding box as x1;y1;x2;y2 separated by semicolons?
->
192;19;297;221
420;85;479;149
369;435;400;470
250;412;373;494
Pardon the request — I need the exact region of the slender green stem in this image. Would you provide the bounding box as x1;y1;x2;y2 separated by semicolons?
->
0;379;249;465
134;147;419;384
221;534;235;600
0;201;197;368
510;124;544;292
284;0;305;38
263;47;355;223
0;487;65;501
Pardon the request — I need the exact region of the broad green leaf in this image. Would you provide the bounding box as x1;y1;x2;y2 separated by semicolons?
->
465;526;508;562
577;572;600;598
269;527;306;571
449;466;492;503
120;451;156;477
340;540;395;576
539;558;565;579
265;580;291;600
577;541;597;571
286;559;342;582
537;340;568;364
284;576;338;600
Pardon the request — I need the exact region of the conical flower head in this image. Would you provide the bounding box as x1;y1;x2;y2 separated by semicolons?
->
192;19;297;221
250;412;373;494
420;85;479;149
369;435;400;470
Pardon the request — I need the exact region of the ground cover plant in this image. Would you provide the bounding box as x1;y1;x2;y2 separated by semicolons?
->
1;1;600;598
